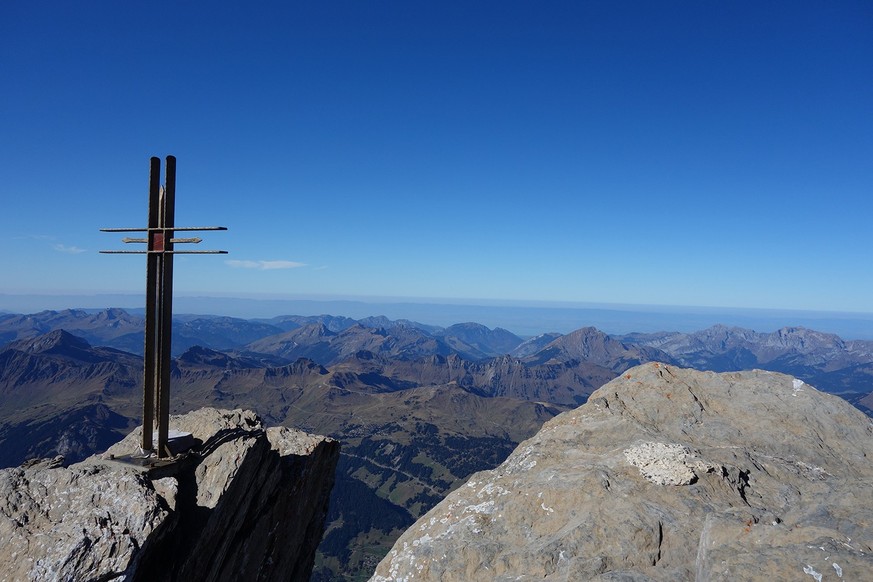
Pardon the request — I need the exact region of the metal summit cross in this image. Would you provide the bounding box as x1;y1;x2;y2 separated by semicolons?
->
101;156;227;458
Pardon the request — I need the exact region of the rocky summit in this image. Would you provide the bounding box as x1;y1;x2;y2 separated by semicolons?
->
0;408;339;582
370;363;873;581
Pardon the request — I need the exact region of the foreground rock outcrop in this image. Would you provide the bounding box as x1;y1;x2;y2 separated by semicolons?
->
371;363;873;581
0;408;339;581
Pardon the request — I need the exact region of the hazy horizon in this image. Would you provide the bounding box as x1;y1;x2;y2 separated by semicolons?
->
4;291;873;340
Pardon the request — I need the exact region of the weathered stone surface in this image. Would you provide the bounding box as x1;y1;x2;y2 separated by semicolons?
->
0;407;339;582
370;363;873;581
0;462;168;582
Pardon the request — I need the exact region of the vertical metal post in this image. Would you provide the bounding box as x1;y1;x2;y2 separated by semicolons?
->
156;155;176;458
101;155;226;459
142;157;161;452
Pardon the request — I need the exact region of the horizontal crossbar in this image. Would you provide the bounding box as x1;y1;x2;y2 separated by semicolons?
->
100;226;227;232
121;237;203;244
99;250;228;254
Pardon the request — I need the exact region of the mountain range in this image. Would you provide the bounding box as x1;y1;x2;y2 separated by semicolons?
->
1;308;871;580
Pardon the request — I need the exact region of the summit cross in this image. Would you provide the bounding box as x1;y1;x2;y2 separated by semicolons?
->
101;156;227;458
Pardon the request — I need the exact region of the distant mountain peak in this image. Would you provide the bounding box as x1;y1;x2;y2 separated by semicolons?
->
296;322;335;338
768;326;844;351
178;345;230;365
99;307;129;319
15;329;92;355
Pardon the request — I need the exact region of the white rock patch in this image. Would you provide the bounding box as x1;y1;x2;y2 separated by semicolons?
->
803;564;823;581
623;442;715;486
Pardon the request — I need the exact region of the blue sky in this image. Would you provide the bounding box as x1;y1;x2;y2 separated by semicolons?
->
3;1;872;314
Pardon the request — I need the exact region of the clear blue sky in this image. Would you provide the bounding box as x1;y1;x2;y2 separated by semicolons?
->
3;1;872;313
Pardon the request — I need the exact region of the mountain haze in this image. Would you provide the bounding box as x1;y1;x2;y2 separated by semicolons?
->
1;308;871;579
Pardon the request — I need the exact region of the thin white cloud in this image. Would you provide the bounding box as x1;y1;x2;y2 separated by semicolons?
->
260;260;307;270
53;243;87;254
14;234;55;241
225;259;306;270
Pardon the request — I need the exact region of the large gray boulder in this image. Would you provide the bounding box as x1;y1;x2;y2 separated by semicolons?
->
370;363;873;581
0;408;339;582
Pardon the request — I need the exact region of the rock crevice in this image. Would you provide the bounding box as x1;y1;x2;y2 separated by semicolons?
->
0;408;339;582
